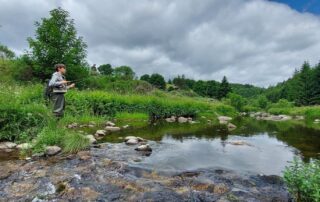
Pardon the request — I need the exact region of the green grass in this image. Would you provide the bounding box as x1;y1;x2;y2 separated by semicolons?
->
62;133;90;153
115;112;149;127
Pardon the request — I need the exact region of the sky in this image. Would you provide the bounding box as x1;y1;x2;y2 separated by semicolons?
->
0;0;320;87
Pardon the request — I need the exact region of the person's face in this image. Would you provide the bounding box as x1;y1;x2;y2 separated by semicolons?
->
59;67;66;74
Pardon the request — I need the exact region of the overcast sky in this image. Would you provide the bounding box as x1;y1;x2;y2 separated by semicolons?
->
1;0;320;87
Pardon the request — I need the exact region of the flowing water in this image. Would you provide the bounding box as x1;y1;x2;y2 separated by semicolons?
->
102;118;320;176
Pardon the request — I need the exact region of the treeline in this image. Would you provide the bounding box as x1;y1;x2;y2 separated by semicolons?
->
265;62;320;106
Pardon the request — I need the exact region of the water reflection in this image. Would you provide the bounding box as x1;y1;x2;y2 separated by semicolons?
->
105;118;320;175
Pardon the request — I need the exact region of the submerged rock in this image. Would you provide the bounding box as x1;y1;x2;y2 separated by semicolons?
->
227;141;252;146
105;126;121;132
45;146;61;156
135;144;152;152
0;142;17;150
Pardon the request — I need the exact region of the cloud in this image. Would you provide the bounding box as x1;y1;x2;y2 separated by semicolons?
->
0;0;320;86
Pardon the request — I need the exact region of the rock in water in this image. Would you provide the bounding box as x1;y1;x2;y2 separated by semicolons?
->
16;143;32;150
85;135;97;144
227;123;237;131
105;126;121;132
95;130;107;136
218;116;232;124
0;142;17;150
106;121;116;127
45;146;61;156
126;138;139;145
135;144;152;152
178;117;188;123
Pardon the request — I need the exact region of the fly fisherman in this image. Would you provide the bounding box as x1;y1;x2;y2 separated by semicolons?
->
49;64;75;118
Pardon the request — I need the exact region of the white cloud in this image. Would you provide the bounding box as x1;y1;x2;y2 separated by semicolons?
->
0;0;320;86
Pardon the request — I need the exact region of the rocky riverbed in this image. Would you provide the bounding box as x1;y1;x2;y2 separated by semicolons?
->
0;142;291;201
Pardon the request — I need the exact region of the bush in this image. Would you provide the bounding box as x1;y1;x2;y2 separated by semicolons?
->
62;133;90;153
228;93;247;111
283;158;320;201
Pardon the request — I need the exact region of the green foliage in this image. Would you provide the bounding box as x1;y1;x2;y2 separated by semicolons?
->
228;93;247;111
140;74;150;82
62;133;90;153
0;83;50;141
98;64;113;75
256;95;269;109
27;7;88;81
149;73;166;90
218;76;232;100
283;158;320;202
230;83;265;98
113;66;135;80
0;43;15;59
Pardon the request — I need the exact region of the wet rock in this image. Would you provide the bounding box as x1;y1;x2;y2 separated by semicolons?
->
32;152;45;158
227;123;237;131
45;146;61;156
17;143;32;150
95;130;107;137
135;144;152;152
213;183;229;194
126;138;139;145
178;117;188;123
106;121;116;127
67;122;78;129
77;151;91;160
105;126;121;132
0;142;17;150
124;136;137;141
85;135;97;144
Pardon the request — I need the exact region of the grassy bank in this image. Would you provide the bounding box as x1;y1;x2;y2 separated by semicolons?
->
0;81;236;153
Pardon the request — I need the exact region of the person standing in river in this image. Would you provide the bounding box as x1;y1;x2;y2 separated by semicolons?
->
49;64;75;118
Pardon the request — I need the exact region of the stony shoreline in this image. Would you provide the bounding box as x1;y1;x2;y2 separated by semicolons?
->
0;142;291;201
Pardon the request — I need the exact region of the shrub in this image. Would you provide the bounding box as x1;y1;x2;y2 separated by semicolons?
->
283;158;320;201
62;133;89;153
228;93;247;111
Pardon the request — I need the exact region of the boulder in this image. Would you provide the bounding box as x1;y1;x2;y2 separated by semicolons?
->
17;143;32;150
45;146;61;156
95;130;107;136
67;123;78;129
85;135;97;144
178;117;188;123
135;144;152;152
105;121;116;127
165;117;176;123
218;116;232;124
125;136;138;141
122;125;130;129
0;142;17;150
126;138;139;145
227;123;237;131
105;126;121;132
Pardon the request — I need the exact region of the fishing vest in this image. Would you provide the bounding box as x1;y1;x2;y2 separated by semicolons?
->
52;73;68;93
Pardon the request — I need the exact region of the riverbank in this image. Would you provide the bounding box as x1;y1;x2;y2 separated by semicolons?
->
0;142;291;201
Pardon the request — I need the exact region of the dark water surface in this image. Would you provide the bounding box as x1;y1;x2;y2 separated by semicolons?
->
103;118;320;176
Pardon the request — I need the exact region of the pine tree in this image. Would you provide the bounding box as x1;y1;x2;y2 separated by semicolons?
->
218;76;232;99
311;63;320;105
296;62;313;106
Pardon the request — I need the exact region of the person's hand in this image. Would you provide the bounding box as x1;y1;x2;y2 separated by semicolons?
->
69;83;75;88
61;80;69;84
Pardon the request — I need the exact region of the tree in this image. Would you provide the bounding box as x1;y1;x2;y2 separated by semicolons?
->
218;76;231;99
27;7;88;80
113;66;135;80
98;64;113;75
149;73;166;90
310;63;320;105
228;93;246;111
140;74;150;82
256;95;269;109
296;62;313;106
0;44;15;60
173;75;188;89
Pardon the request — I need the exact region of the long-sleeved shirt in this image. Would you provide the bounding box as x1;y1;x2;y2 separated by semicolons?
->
49;72;67;93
